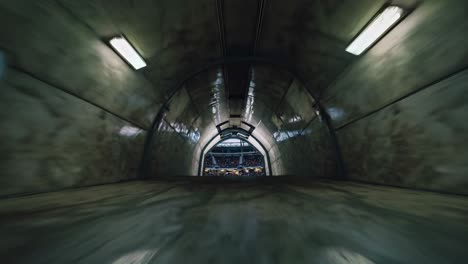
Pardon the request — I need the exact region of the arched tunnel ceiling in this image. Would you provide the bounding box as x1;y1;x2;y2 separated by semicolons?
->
200;129;272;176
1;0;468;195
155;62;330;177
57;0;384;102
53;0;388;176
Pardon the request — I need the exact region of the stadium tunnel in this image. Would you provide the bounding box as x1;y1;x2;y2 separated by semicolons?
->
199;125;273;176
1;0;468;263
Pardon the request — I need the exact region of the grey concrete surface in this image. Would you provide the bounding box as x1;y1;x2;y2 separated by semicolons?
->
1;178;467;264
35;0;368;180
324;0;468;121
0;68;146;196
336;69;468;195
1;0;468;199
149;65;336;178
151;120;196;177
0;0;164;129
321;0;468;195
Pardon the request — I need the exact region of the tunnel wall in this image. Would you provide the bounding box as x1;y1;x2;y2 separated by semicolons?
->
0;69;147;196
245;69;338;178
150;86;203;177
0;1;165;196
323;0;468;195
265;79;336;177
149;66;338;178
150;119;196;176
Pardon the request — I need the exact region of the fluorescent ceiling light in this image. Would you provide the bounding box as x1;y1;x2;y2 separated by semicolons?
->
109;36;147;70
346;6;404;55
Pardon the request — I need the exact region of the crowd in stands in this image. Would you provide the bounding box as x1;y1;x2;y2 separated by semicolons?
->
214;156;239;168
242;155;264;167
204;156;215;168
204;154;264;168
203;154;266;176
204;168;265;176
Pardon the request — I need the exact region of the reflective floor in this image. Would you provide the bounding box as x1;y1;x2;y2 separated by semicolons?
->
1;178;467;264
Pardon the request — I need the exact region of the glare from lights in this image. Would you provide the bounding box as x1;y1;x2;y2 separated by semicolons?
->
113;249;159;264
243;69;256;122
288;129;301;138
273;131;290;142
322;247;375;264
327;107;345;120
189;128;201;143
287;115;302;124
346;6;404;55
119;126;143;137
109;36;147;70
210;69;223;124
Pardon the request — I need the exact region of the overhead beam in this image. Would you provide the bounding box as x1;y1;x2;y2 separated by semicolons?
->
240;0;267;125
216;0;232;119
253;0;266;56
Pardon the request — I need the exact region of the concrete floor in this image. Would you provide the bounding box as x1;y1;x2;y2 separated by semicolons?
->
1;178;467;264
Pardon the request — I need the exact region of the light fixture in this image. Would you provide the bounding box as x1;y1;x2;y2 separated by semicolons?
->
346;6;405;55
109;35;147;70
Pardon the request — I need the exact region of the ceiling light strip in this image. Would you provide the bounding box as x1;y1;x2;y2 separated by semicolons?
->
109;35;147;70
346;6;405;55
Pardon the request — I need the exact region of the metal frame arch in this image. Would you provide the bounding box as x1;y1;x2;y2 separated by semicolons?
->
197;127;273;176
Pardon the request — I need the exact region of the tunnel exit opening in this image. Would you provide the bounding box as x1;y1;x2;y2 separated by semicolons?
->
198;128;271;176
201;137;267;177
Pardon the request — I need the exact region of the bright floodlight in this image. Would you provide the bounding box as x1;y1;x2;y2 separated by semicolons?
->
109;36;147;70
346;6;404;55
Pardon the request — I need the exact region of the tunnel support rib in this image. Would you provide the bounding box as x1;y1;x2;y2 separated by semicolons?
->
197;126;273;176
139;57;345;179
